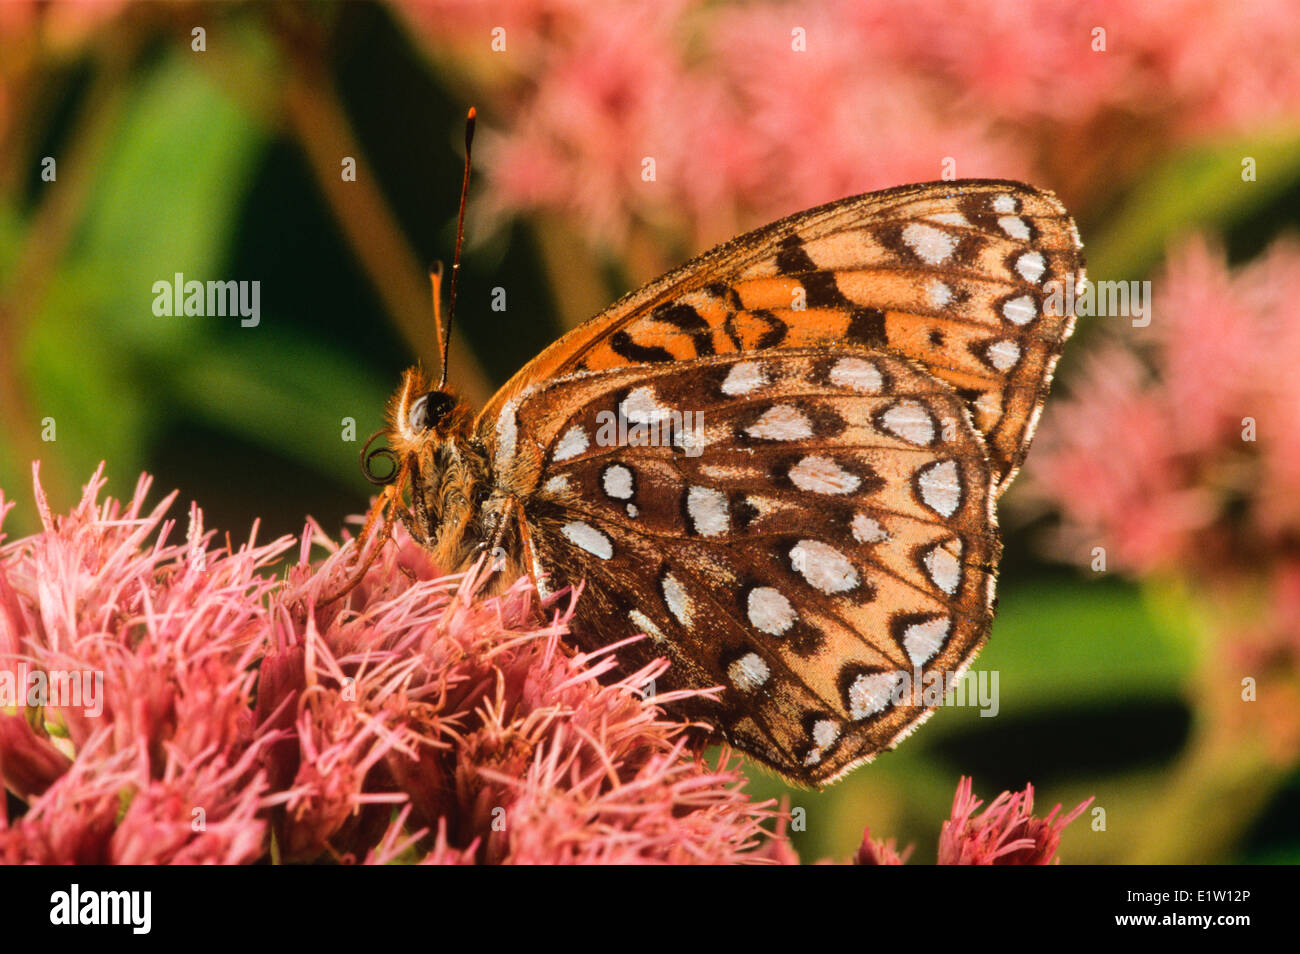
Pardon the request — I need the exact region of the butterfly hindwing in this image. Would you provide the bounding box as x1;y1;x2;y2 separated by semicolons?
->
480;179;1083;494
487;348;998;785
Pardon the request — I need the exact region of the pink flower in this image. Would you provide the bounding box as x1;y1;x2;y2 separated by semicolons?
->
0;743;132;864
0;465;789;863
397;0;1024;248
1025;235;1300;765
862;0;1300;134
842;779;1086;863
936;777;1092;865
852;828;911;865
846;778;1089;864
1031;235;1300;577
396;0;1300;248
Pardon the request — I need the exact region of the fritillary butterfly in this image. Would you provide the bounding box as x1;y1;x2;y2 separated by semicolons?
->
344;169;1083;787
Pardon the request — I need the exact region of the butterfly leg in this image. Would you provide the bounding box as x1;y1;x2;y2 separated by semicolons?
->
319;485;401;603
471;493;522;579
398;451;433;548
511;499;542;590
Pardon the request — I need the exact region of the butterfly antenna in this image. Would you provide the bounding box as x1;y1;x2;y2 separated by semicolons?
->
438;106;476;390
429;262;445;372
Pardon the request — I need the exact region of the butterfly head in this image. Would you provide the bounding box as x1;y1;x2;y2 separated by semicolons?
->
388;367;472;452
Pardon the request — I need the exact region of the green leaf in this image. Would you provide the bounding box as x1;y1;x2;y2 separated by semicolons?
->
17;47;268;499
171;326;393;486
1087;126;1300;280
973;576;1195;713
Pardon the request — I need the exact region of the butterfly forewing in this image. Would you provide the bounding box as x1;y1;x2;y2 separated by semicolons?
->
484;348;998;785
480;180;1082;494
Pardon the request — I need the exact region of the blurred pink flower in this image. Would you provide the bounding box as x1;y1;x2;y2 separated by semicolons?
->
400;0;1023;249
1030;235;1300;761
0;0;129;146
396;0;1300;248
0;465;789;863
1031;235;1300;577
852;828;911;865
865;0;1300;134
702;2;1026;227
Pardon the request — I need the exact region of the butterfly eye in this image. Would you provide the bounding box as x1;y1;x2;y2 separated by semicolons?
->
408;391;455;433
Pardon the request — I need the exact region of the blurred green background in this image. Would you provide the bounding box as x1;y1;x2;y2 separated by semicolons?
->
2;0;1299;864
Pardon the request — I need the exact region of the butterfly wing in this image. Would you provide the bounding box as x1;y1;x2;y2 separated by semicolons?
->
485;347;998;786
479;179;1083;494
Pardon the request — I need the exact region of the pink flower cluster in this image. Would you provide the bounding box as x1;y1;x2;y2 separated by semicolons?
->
397;0;1300;247
0;470;290;864
1029;236;1300;760
0;466;779;863
1031;236;1300;579
0;466;1091;863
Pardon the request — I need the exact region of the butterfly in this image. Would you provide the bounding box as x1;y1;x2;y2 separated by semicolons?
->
331;121;1082;788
